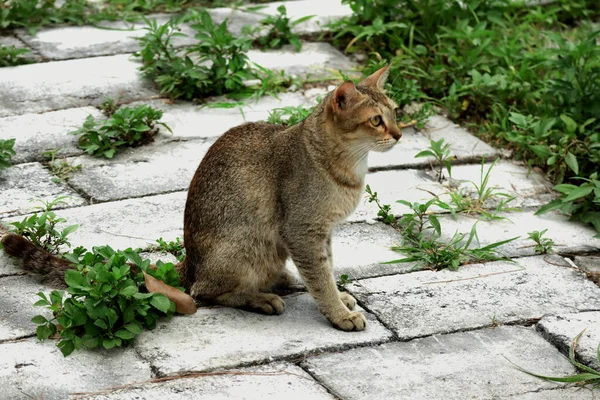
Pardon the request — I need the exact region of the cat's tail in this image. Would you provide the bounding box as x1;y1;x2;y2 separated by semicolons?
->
1;233;73;287
1;232;196;314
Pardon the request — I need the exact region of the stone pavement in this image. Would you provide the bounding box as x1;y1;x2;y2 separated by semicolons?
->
1;1;600;399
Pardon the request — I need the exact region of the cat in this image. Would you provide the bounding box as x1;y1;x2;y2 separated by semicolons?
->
1;65;401;331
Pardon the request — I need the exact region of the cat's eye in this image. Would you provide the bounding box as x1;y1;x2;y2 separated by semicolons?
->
370;115;382;127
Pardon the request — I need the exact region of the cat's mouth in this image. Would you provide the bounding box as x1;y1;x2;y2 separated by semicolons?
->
374;139;399;153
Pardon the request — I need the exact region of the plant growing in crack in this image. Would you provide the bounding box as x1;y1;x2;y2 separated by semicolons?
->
415;138;454;182
526;229;556;255
0;138;16;171
42;149;81;183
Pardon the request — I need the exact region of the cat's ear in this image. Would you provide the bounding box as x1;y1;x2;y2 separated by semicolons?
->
332;81;360;112
359;65;390;90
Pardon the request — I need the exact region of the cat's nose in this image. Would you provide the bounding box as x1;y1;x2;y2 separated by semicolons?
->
390;126;402;141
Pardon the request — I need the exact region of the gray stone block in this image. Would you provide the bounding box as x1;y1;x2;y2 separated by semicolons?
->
0;337;151;400
16;14;197;60
79;362;335;399
0;36;43;63
574;256;600;276
0;252;22;278
133;293;392;375
436;210;600;258
0;106;100;164
537;312;600;370
500;388;598;399
302;326;578;400
0;54;158;117
0;275;54;341
67;139;213;202
0;162;87;217
347;256;600;340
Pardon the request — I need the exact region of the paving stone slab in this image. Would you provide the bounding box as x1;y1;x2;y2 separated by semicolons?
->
436;210;600;258
67;139;213;202
574;256;600;277
0;337;151;400
346;256;600;340
134;293;392;375
0;162;87;217
16;1;349;61
537;312;600;370
0;251;22;278
0;35;43;63
0;275;54;341
0;54;157;118
16;14;197;61
0;106;101;164
500;388;599;399
302;326;579;400
126;91;311;141
80;362;335;400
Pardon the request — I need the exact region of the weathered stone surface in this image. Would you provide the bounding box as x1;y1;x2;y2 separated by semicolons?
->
0;162;87;217
247;42;354;77
0;275;54;341
347;256;600;340
0;54;157;117
16;14;196;60
0;252;22;278
436;210;600;258
302;326;578;400
369;119;499;171
574;256;600;277
67;139;212;202
501;388;598;399
80;362;335;400
537;312;600;370
0;35;43;63
0;106;101;163
134;293;392;375
124;91;311;140
0;337;151;400
2;191;189;251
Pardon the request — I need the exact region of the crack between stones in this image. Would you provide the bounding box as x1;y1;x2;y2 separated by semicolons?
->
0;333;35;345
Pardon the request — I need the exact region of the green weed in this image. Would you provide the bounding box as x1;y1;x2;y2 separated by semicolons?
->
155;237;186;262
99;98;119;117
69;105;171;159
267;104;315;126
0;44;32;67
244;5;313;51
415;138;454;182
32;246;181;356
446;158;517;220
510;329;600;390
42;149;81;183
365;184;395;225
526;229;555;254
0;138;16;171
9;197;79;255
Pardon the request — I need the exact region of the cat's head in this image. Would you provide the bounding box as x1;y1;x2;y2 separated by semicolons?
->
325;66;401;153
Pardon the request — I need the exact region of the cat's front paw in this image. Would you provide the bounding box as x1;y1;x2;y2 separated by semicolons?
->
339;291;356;310
331;311;367;331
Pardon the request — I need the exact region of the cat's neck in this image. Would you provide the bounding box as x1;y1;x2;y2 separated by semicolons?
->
294;105;369;190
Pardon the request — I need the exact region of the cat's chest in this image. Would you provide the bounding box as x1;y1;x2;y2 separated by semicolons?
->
328;183;364;223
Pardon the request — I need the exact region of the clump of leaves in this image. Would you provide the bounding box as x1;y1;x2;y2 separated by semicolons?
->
32;246;181;356
511;329;600;390
155;237;186;262
69;105;171;159
415;138;455;182
0;138;16;170
536;172;600;238
446;158;517;220
389;197;517;271
365;184;395;225
337;273;351;289
527;229;555;254
267;104;315;126
0;44;32;67
99;98;119;117
9;197;78;255
42;149;81;183
244;5;313;52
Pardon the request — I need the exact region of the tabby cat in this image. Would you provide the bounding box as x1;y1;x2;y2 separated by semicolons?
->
1;65;401;331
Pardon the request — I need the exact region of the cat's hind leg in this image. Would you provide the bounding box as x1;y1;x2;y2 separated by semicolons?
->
213;290;285;315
